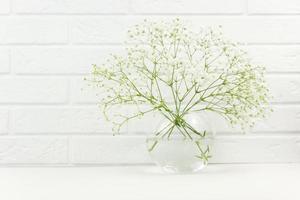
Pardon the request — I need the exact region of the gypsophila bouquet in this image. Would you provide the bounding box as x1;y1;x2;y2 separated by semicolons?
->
87;19;271;165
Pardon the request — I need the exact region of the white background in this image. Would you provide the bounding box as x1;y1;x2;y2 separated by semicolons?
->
0;0;300;165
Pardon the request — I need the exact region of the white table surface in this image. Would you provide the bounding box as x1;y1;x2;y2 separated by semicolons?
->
0;164;299;200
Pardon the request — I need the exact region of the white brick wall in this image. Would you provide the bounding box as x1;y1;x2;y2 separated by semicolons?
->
14;0;129;14
0;17;68;44
0;78;68;103
0;0;300;165
0;0;10;14
248;0;300;14
129;0;245;14
0;48;10;73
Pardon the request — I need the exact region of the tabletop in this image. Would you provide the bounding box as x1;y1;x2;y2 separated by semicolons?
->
0;164;299;200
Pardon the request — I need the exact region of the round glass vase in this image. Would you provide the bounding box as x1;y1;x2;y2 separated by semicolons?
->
146;113;214;174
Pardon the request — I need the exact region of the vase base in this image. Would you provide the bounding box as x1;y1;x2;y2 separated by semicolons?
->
158;162;207;174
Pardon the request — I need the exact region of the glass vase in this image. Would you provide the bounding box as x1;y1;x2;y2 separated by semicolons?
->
146;112;214;173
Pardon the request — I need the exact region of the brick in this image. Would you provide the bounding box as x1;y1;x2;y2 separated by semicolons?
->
205;106;300;133
253;106;300;132
0;136;68;164
0;0;10;14
248;0;300;14
13;47;123;74
130;0;244;14
0;110;9;134
12;45;300;75
70;135;300;164
11;106;300;135
70;17;136;44
247;45;300;72
267;75;300;103
12;107;127;134
0;17;68;44
185;16;300;44
70;77;99;104
0;48;10;73
210;136;300;163
70;136;150;164
14;0;128;14
70;16;300;44
0;78;68;103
